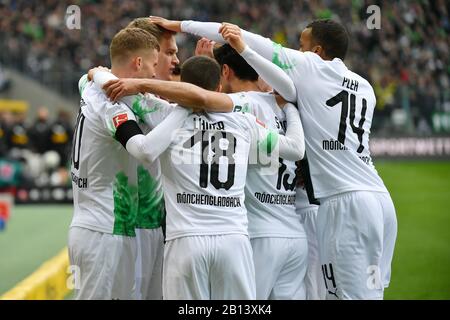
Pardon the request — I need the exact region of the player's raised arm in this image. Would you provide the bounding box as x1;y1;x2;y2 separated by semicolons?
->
150;17;271;57
119;106;190;165
221;24;297;102
102;77;234;113
149;17;300;74
279;103;305;160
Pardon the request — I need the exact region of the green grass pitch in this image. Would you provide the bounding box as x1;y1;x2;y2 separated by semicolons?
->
0;161;449;299
376;161;450;299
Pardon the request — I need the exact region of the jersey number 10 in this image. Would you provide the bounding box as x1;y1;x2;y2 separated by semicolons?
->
71;112;85;170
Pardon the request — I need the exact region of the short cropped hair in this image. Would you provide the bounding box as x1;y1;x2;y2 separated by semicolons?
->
110;28;160;63
213;44;258;81
306;19;349;60
180;56;221;91
127;17;175;41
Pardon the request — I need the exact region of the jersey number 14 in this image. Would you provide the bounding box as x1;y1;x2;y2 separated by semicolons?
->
326;90;367;153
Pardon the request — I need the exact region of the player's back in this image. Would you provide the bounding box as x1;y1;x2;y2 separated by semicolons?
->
70;82;138;236
160;111;261;241
287;51;387;199
229;91;305;238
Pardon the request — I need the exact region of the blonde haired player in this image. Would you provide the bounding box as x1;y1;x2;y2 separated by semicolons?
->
69;28;189;299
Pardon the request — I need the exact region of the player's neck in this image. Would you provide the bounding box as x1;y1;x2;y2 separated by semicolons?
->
232;80;260;93
110;66;137;79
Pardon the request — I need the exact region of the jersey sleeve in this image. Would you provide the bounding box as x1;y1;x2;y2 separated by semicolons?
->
240;113;279;157
78;74;89;96
243;105;304;162
125;106;190;165
240;45;297;102
102;100;138;138
181;20;306;77
138;93;175;129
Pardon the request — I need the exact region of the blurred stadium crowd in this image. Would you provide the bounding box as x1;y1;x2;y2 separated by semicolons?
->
0;106;73;190
0;0;449;189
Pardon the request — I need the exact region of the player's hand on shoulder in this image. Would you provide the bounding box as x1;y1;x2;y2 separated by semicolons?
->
195;38;216;58
220;23;246;53
87;66;110;81
148;16;181;32
103;78;142;102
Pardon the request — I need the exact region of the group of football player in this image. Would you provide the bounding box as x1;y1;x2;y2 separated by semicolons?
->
68;15;397;300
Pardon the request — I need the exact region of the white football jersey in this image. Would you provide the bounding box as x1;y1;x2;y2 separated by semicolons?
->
229;91;305;238
70;82;140;236
179;22;387;200
159;111;280;241
270;50;387;199
77;76;168;233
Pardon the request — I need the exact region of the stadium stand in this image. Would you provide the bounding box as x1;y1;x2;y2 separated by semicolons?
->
0;0;449;302
0;0;449;193
0;0;449;136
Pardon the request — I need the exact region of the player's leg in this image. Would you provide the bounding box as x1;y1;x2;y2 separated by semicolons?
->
316;191;384;300
250;237;281;299
110;233;137;300
299;207;326;300
269;237;308;300
135;228;164;300
144;228;164;300
134;228;144;300
378;193;398;289
68;226;108;299
68;226;136;299
210;234;256;300
163;236;210;299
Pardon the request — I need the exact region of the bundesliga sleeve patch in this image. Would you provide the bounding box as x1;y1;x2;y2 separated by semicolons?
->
113;113;129;128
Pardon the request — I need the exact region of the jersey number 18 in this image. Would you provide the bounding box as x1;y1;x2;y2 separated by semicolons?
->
184;130;236;190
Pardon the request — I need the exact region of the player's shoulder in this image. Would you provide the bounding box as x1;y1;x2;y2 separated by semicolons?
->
298;51;323;66
82;81;107;105
245;91;275;100
231;111;266;130
347;70;376;97
228;91;275;113
82;82;127;112
142;92;176;110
